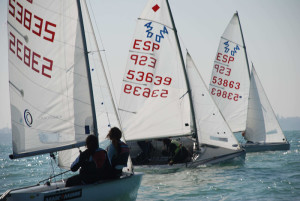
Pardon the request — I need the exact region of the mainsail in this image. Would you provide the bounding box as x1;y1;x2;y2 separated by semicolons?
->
118;0;191;141
209;12;288;149
186;53;240;150
208;13;250;133
245;66;287;143
8;0;96;158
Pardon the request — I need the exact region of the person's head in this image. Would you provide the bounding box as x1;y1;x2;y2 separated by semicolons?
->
86;135;99;151
169;143;177;153
106;127;122;141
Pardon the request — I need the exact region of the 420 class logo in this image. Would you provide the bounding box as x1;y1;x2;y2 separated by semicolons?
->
24;109;33;127
144;22;168;43
224;41;240;56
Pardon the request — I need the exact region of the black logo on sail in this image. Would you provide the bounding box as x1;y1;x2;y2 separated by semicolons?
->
24;109;33;127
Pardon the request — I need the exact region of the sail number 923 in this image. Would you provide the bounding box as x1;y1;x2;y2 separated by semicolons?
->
123;84;168;98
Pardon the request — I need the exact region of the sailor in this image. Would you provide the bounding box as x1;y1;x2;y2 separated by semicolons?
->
242;131;254;143
162;138;191;165
134;140;154;164
106;127;130;178
65;135;113;187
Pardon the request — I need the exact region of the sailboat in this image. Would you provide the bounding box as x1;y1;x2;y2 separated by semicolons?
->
208;12;290;152
3;0;142;200
118;0;245;168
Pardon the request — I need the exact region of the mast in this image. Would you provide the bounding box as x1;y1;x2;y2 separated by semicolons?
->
82;0;122;131
82;1;134;173
76;0;99;138
236;11;251;79
165;0;199;149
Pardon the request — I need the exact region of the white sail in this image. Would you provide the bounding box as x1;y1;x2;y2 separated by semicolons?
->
208;13;250;132
8;0;96;158
245;66;287;143
186;53;240;150
58;0;121;170
118;0;191;141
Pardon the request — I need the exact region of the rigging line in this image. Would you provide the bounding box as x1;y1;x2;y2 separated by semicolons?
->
84;2;119;132
38;170;71;184
50;155;56;183
83;12;112;128
87;0;120;120
87;0;134;171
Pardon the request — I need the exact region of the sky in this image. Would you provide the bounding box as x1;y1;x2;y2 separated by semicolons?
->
0;0;299;129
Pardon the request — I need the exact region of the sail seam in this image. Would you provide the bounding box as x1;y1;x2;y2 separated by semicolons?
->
138;18;173;30
214;61;229;67
122;80;147;86
129;50;154;56
220;36;244;47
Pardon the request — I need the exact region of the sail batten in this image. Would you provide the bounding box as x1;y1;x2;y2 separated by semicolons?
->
8;0;95;158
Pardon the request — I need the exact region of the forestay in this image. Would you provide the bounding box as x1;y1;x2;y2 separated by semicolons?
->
245;66;286;143
208;13;250;132
186;53;239;150
58;0;121;169
118;0;191;141
8;0;95;158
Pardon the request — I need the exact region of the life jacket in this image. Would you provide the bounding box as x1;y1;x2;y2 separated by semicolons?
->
171;140;182;155
80;148;113;180
111;141;129;168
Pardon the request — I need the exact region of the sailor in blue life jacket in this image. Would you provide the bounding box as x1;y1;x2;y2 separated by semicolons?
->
162;138;191;165
106;127;130;178
65;135;113;187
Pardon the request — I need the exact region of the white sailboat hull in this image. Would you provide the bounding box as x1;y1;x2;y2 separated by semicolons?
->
3;173;143;201
242;142;290;152
189;146;246;167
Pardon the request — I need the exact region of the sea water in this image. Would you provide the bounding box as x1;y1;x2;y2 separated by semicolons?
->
0;131;299;201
